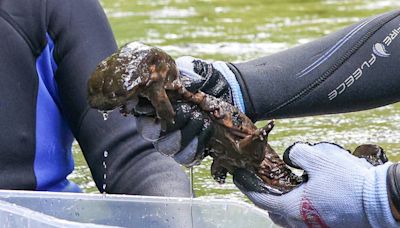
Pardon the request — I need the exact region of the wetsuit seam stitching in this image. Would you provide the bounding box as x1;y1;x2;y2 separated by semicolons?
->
33;51;40;191
266;10;400;116
40;0;47;49
0;9;41;56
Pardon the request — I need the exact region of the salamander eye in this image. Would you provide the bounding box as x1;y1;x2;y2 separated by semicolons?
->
106;92;117;99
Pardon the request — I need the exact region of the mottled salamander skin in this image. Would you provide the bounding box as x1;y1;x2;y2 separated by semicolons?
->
88;42;389;194
88;42;302;194
353;144;388;166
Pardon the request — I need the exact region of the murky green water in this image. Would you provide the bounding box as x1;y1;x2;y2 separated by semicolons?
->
69;0;400;201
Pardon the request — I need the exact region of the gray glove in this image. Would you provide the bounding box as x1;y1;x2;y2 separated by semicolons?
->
234;142;399;228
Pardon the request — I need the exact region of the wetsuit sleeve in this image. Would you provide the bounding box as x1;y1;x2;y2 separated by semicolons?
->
46;0;189;196
228;10;400;121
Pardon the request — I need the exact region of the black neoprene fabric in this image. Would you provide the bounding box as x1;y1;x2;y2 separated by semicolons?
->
230;10;400;121
0;0;190;196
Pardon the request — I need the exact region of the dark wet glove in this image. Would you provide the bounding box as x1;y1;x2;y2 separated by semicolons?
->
136;103;214;166
176;56;244;110
233;142;398;227
136;56;245;166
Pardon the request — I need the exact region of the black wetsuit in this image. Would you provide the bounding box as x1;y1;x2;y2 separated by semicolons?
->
229;10;400;217
0;0;189;196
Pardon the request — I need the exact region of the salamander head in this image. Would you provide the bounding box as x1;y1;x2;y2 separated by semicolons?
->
87;42;178;120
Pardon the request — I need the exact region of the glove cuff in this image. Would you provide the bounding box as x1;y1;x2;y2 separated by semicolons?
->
212;61;246;113
364;162;400;227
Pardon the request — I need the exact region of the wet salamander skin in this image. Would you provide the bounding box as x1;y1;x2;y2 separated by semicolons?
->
88;43;303;194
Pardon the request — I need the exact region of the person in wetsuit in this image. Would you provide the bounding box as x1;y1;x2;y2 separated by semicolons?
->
149;10;400;227
0;0;190;197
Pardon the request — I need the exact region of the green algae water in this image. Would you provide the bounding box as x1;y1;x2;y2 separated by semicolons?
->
69;0;400;201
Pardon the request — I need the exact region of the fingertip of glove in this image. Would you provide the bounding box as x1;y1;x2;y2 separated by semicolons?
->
176;56;196;65
233;169;264;192
313;141;348;152
283;141;317;169
283;142;303;169
233;169;283;196
173;137;199;166
154;130;182;156
136;116;161;142
284;141;345;163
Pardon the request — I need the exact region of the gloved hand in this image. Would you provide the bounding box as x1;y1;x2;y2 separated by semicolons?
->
136;56;245;166
233;142;399;228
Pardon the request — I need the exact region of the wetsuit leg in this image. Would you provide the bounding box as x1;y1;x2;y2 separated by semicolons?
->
229;10;400;121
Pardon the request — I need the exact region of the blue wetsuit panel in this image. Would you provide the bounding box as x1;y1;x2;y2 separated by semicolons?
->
34;34;80;192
